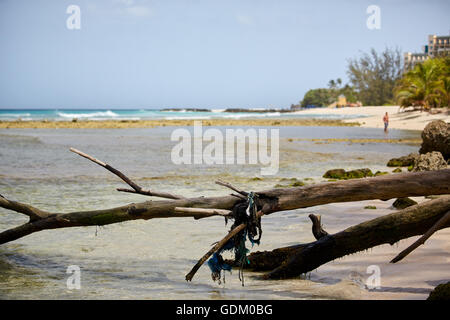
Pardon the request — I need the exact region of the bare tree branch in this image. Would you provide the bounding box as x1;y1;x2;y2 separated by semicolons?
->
70;147;185;200
185;211;264;282
174;207;232;220
215;180;249;197
0;196;51;222
0;169;449;248
390;210;450;263
264;196;450;279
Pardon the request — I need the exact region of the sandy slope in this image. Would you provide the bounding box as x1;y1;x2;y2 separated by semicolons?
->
294;106;450;131
302;198;450;300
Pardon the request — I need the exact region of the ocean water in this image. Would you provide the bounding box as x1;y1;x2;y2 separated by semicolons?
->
0;125;426;299
0;108;367;121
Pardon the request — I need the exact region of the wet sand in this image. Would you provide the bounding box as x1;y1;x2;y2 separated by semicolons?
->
294;106;449;131
0;118;360;129
302;197;450;300
0;124;445;300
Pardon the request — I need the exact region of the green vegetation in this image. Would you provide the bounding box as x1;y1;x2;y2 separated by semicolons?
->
395;57;450;110
322;168;374;180
347;47;403;106
274;178;305;188
294;48;448;110
386;153;419;167
392;197;418;209
294;47;403;107
298;80;358;108
300;88;334;107
364;205;377;210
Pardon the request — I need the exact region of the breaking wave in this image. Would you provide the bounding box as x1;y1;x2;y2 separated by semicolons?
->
57;110;120;119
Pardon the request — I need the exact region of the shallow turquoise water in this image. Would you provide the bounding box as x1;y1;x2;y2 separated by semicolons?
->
0;126;421;299
0;108;367;121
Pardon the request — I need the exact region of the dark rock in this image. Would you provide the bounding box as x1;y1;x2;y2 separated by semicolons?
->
392;168;402;173
224;108;292;113
427;282;450;300
419;120;450;160
412;151;447;172
392;197;418;209
386;153;419;167
374;171;388;176
161;108;211;112
323;168;373;180
346;168;373;178
323;169;347;179
274;178;305;188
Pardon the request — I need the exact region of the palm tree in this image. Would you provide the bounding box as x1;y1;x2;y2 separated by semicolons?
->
395;58;449;110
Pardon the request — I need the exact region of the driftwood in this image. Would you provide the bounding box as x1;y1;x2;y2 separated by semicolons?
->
390;210;450;263
309;214;329;240
70;148;185;200
245;196;450;279
1;148;450;281
1;168;449;246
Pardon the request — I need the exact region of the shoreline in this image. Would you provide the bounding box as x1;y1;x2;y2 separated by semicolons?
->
0;106;447;130
0;118;360;129
294;106;449;131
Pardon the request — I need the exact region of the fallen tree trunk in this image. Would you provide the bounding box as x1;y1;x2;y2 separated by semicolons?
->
390;210;450;263
254;196;450;279
1;168;450;245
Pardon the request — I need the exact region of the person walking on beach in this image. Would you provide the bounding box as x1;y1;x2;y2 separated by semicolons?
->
383;112;389;132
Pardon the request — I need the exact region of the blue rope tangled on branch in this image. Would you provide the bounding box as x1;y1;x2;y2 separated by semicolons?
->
207;192;262;286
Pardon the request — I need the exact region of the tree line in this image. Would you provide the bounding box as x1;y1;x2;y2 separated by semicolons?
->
292;47;449;109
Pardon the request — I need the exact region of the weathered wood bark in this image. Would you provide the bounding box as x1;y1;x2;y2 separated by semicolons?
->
70;148;185;200
258;196;450;279
309;214;329;240
1;169;450;245
390;210;450;263
185;210;264;282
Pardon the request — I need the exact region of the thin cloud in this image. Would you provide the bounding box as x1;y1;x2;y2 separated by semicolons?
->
125;6;152;17
115;0;153;18
115;0;135;6
236;14;254;26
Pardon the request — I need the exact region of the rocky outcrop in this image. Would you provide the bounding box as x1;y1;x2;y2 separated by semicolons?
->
323;169;346;179
392;197;418;209
391;151;446;209
419;120;450;161
323;168;373;180
386;153;419;167
427;282;450;300
412;151;447;172
274;178;305;188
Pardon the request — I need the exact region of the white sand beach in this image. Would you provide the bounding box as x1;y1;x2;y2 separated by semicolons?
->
295;106;450;131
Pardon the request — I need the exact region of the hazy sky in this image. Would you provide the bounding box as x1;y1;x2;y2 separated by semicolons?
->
0;0;449;109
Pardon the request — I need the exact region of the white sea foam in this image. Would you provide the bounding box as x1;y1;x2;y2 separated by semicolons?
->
57;110;119;119
164;116;211;120
0;113;32;117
